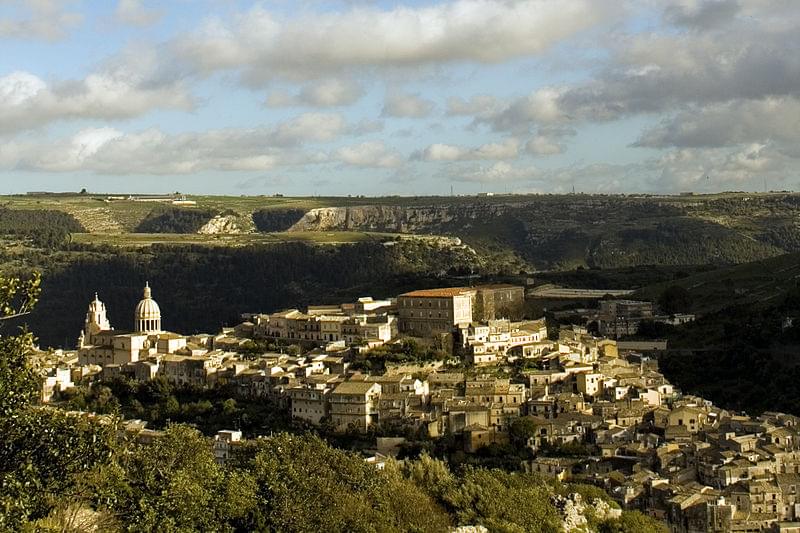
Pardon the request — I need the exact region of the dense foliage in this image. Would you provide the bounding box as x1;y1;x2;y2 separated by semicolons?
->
134;207;219;233
0;207;85;248
349;338;451;373
657;285;693;315
63;377;291;435
252;208;306;232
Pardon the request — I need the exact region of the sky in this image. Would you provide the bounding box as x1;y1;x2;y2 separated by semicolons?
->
0;0;799;196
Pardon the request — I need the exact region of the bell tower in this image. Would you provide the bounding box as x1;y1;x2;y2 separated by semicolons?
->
81;293;112;347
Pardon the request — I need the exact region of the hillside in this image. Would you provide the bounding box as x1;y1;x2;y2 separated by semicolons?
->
635;250;800;315
628;253;800;415
4;192;800;270
3;239;486;348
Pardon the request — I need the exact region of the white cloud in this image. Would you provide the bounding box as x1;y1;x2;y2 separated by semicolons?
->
421;144;468;162
2;113;362;174
0;61;194;134
446;95;503;119
466;0;800;144
335;140;403;168
0;0;83;41
172;0;617;82
265;79;364;108
450;161;538;183
382;92;435;118
0;71;46;106
115;0;163;27
6;127;280;174
417;138;519;161
300;79;364;107
482;87;568;133
526;135;563;155
273;113;347;144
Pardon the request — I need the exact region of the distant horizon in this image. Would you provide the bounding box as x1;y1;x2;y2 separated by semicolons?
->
6;188;798;199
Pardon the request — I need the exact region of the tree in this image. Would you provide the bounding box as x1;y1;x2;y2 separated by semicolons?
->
399;453;456;502
658;285;693;315
509;417;538;448
0;273;120;529
0;272;41;417
0;409;118;529
242;432;450;532
101;424;256;532
443;468;562;532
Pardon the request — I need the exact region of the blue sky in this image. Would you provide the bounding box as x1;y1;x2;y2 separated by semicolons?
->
1;0;799;195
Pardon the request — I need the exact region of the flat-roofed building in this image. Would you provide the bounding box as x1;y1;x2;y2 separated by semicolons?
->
598;300;655;338
397;287;476;336
473;284;525;321
159;354;220;386
329;381;382;432
288;386;331;425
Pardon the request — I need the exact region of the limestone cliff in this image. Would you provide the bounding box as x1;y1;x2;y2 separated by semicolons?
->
198;214;246;234
288;204;517;233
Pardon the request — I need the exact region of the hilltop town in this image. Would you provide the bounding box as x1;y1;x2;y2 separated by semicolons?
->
29;280;800;533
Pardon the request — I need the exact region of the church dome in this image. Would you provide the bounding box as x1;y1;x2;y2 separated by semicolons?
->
134;282;162;333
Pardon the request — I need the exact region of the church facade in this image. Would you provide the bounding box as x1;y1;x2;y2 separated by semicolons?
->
77;283;187;366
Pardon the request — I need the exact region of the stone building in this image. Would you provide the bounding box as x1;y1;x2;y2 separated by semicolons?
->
397;287;475;336
598;300;654;338
473;284;525;321
329;381;382;432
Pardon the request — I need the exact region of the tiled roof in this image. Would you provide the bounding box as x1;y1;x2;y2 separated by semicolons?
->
333;381;380;395
400;287;474;298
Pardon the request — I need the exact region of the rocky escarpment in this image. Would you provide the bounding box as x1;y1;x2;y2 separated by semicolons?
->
284;197;800;270
198;214;245;234
288;204;518;233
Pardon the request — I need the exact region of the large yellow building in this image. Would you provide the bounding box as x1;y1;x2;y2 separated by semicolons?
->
397;287;475;336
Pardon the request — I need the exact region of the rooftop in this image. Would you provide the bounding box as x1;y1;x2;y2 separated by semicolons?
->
474;284;523;290
400;287;474;298
333;381;380;395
